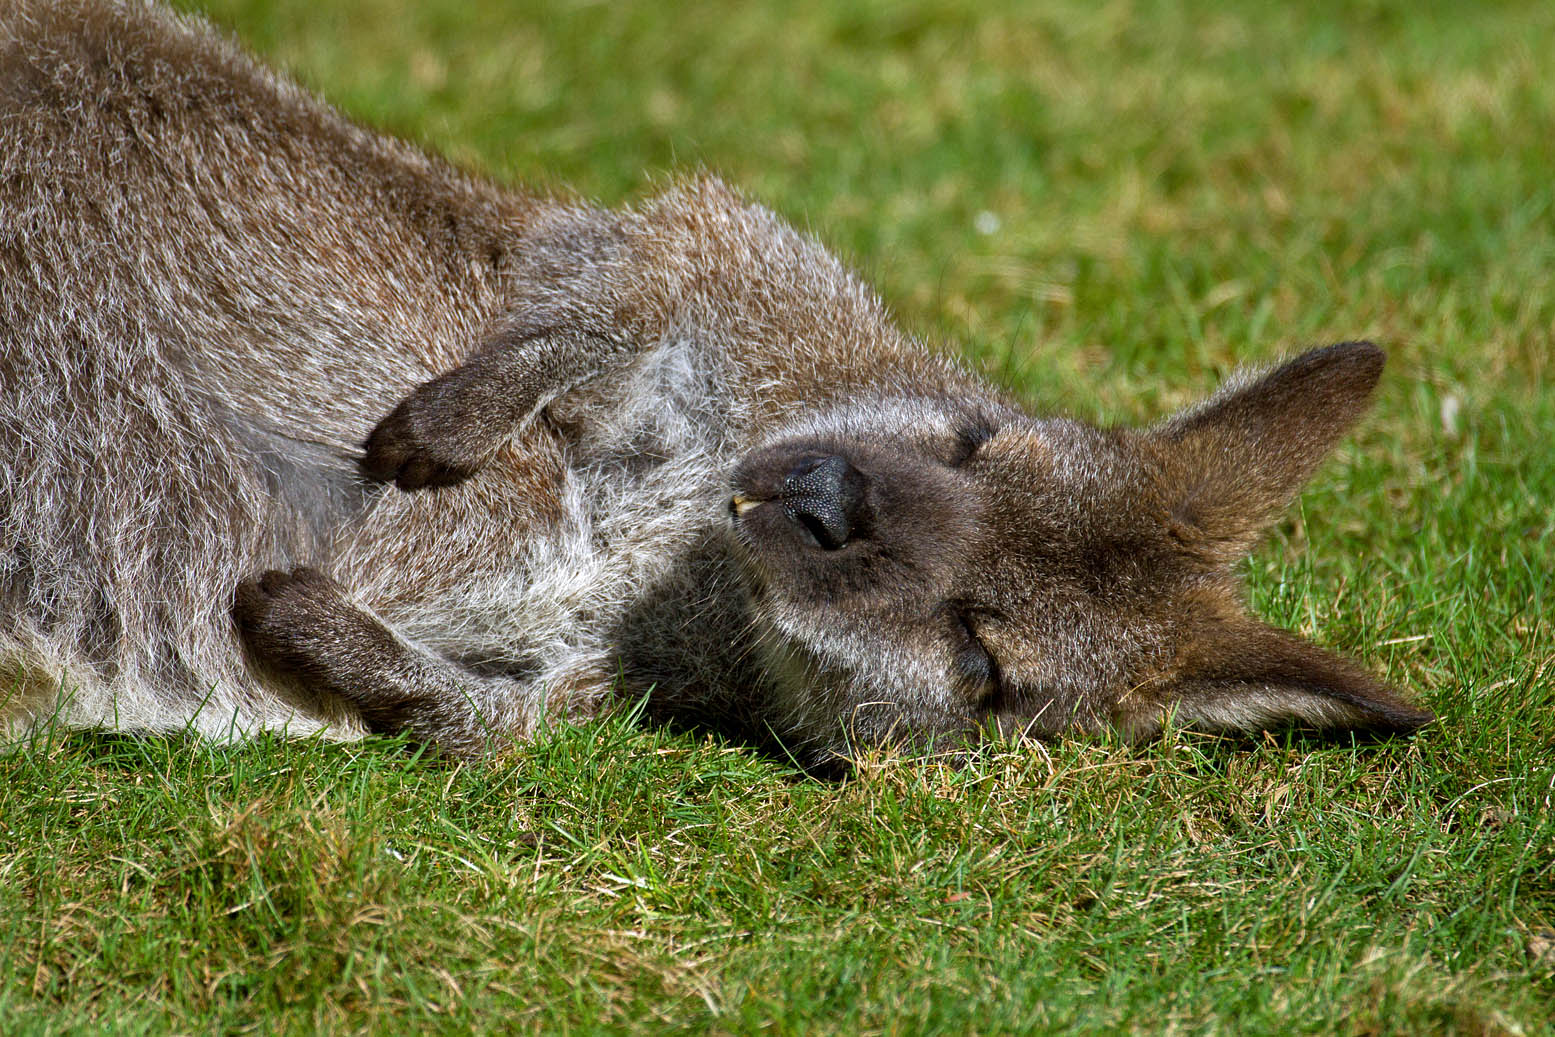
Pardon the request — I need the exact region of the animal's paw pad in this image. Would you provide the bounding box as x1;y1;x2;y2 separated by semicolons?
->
232;567;371;676
234;567;339;623
361;397;481;492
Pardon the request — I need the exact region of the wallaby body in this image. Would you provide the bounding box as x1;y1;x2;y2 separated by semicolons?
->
1;0;1429;765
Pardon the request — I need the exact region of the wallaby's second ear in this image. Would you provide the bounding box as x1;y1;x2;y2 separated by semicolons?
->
1152;342;1384;561
1115;616;1433;740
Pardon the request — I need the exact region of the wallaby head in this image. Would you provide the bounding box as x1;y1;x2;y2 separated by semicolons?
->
729;342;1430;761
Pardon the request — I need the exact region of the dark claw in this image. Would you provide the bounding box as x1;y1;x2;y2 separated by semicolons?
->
361;400;480;491
360;403;417;484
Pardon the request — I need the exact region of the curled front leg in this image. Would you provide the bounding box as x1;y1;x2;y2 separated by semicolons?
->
361;329;630;491
232;567;524;757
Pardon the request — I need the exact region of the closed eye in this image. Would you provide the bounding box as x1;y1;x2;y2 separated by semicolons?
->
953;613;1003;706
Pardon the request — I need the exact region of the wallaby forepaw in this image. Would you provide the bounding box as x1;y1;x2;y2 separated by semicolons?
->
361;396;483;491
233;568;456;743
233;567;385;679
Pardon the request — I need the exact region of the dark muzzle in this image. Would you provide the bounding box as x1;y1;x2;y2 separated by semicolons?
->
782;455;866;550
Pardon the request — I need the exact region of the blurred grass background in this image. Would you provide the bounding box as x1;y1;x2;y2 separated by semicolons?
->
2;0;1551;1031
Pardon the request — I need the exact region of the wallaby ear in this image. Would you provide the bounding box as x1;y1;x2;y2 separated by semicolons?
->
1151;342;1385;562
1116;616;1432;739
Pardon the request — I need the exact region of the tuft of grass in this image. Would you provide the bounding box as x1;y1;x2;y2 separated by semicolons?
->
5;0;1552;1031
5;723;1550;1032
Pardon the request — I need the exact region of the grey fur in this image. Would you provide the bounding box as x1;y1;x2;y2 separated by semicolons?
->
1;0;1431;766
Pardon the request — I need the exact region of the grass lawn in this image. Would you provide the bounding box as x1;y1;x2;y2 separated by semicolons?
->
4;0;1552;1031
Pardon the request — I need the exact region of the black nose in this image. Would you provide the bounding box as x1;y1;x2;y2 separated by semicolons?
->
782;455;866;550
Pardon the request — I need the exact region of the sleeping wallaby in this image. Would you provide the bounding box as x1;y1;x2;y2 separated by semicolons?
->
0;0;1431;766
